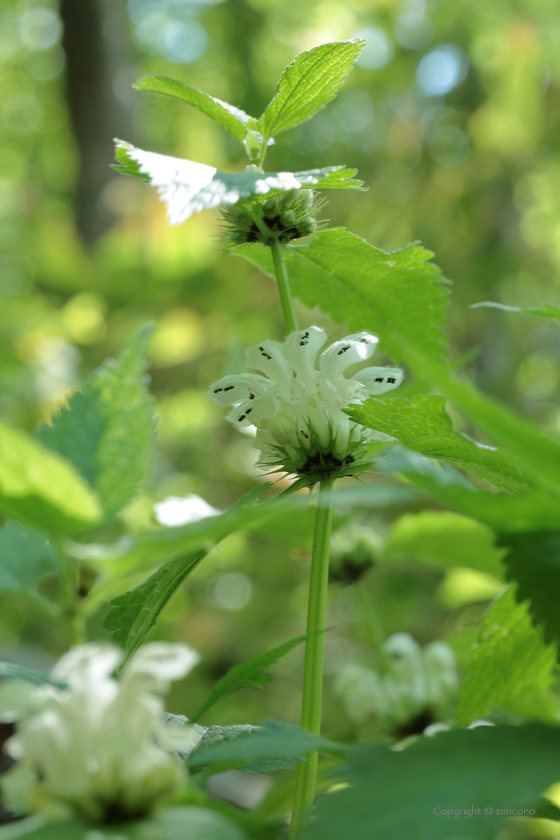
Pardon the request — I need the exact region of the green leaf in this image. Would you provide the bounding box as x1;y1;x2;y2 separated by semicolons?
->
0;524;58;593
113;141;363;226
351;395;530;492
187;720;343;772
37;326;156;521
431;371;560;492
456;587;559;725
0;662;65;689
380;448;560;533
0;419;102;534
257;41;365;140
191;634;308;723
472;300;560;323
307;724;560;840
133;75;251;145
132;807;249;840
103;548;209;658
384;511;506;577
188;725;305;775
500;531;560;647
236;228;450;369
0;821;87;840
112;138;150;180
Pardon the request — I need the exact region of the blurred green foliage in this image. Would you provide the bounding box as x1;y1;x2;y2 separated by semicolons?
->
2;0;560;752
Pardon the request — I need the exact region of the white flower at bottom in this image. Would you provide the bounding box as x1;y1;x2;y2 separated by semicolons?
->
208;326;403;479
1;643;200;824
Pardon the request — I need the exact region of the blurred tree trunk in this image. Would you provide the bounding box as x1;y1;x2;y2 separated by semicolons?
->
60;0;135;246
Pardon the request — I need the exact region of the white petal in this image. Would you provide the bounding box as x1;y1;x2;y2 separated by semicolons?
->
282;327;327;381
319;332;378;380
245;340;292;389
226;399;257;427
208;374;270;405
354;367;403;395
124;643;200;694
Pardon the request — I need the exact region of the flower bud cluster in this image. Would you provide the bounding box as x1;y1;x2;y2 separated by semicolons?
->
221;189;324;246
0;643;200;824
335;633;459;738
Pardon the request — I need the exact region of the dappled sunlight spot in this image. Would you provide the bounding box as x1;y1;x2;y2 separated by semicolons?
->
213;572;252;610
150;307;204;367
158;389;218;440
394;10;433;51
62;293;107;345
352;26;394;70
416;45;468;97
436;567;504;610
19;7;62;51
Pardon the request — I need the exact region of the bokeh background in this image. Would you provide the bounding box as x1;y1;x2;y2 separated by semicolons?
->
1;0;559;747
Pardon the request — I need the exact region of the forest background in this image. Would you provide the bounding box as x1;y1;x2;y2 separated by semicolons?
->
1;0;559;764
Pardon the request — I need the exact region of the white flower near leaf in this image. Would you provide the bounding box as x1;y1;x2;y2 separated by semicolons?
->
115;140;360;225
335;633;459;735
1;643;200;823
208;326;403;479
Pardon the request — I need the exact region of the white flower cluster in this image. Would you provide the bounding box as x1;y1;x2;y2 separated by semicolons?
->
208;326;403;478
1;643;200;823
335;633;459;736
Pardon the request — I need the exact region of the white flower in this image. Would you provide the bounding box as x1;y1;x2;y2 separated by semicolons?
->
335;633;459;734
1;643;200;823
208;326;403;478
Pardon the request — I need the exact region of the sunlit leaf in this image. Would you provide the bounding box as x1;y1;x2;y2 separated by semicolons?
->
257;40;365;140
0;420;102;534
37;326;156;520
113;140;362;225
134;75;251;144
350;395;530;492
456;587;558;725
191;634;308;723
237;228;449;368
308;725;560;840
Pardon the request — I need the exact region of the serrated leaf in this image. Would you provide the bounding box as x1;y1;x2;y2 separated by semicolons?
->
456;587;559;725
308;725;560;840
257;40;364;140
351;395;530;492
0;524;58;593
134;75;251;144
103;548;208;658
188;720;343;771
37;326;156;521
500;531;560;647
236;228;449;369
0;420;102;534
472;300;560;323
187;725;305;775
191;634;308;723
0;662;65;689
384;511;506;577
114;141;362;226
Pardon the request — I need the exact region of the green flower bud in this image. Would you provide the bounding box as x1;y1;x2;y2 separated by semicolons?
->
329;524;381;584
220;189;326;247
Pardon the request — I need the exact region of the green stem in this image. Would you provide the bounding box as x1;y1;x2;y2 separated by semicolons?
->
270;238;299;334
290;477;334;837
355;580;392;673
